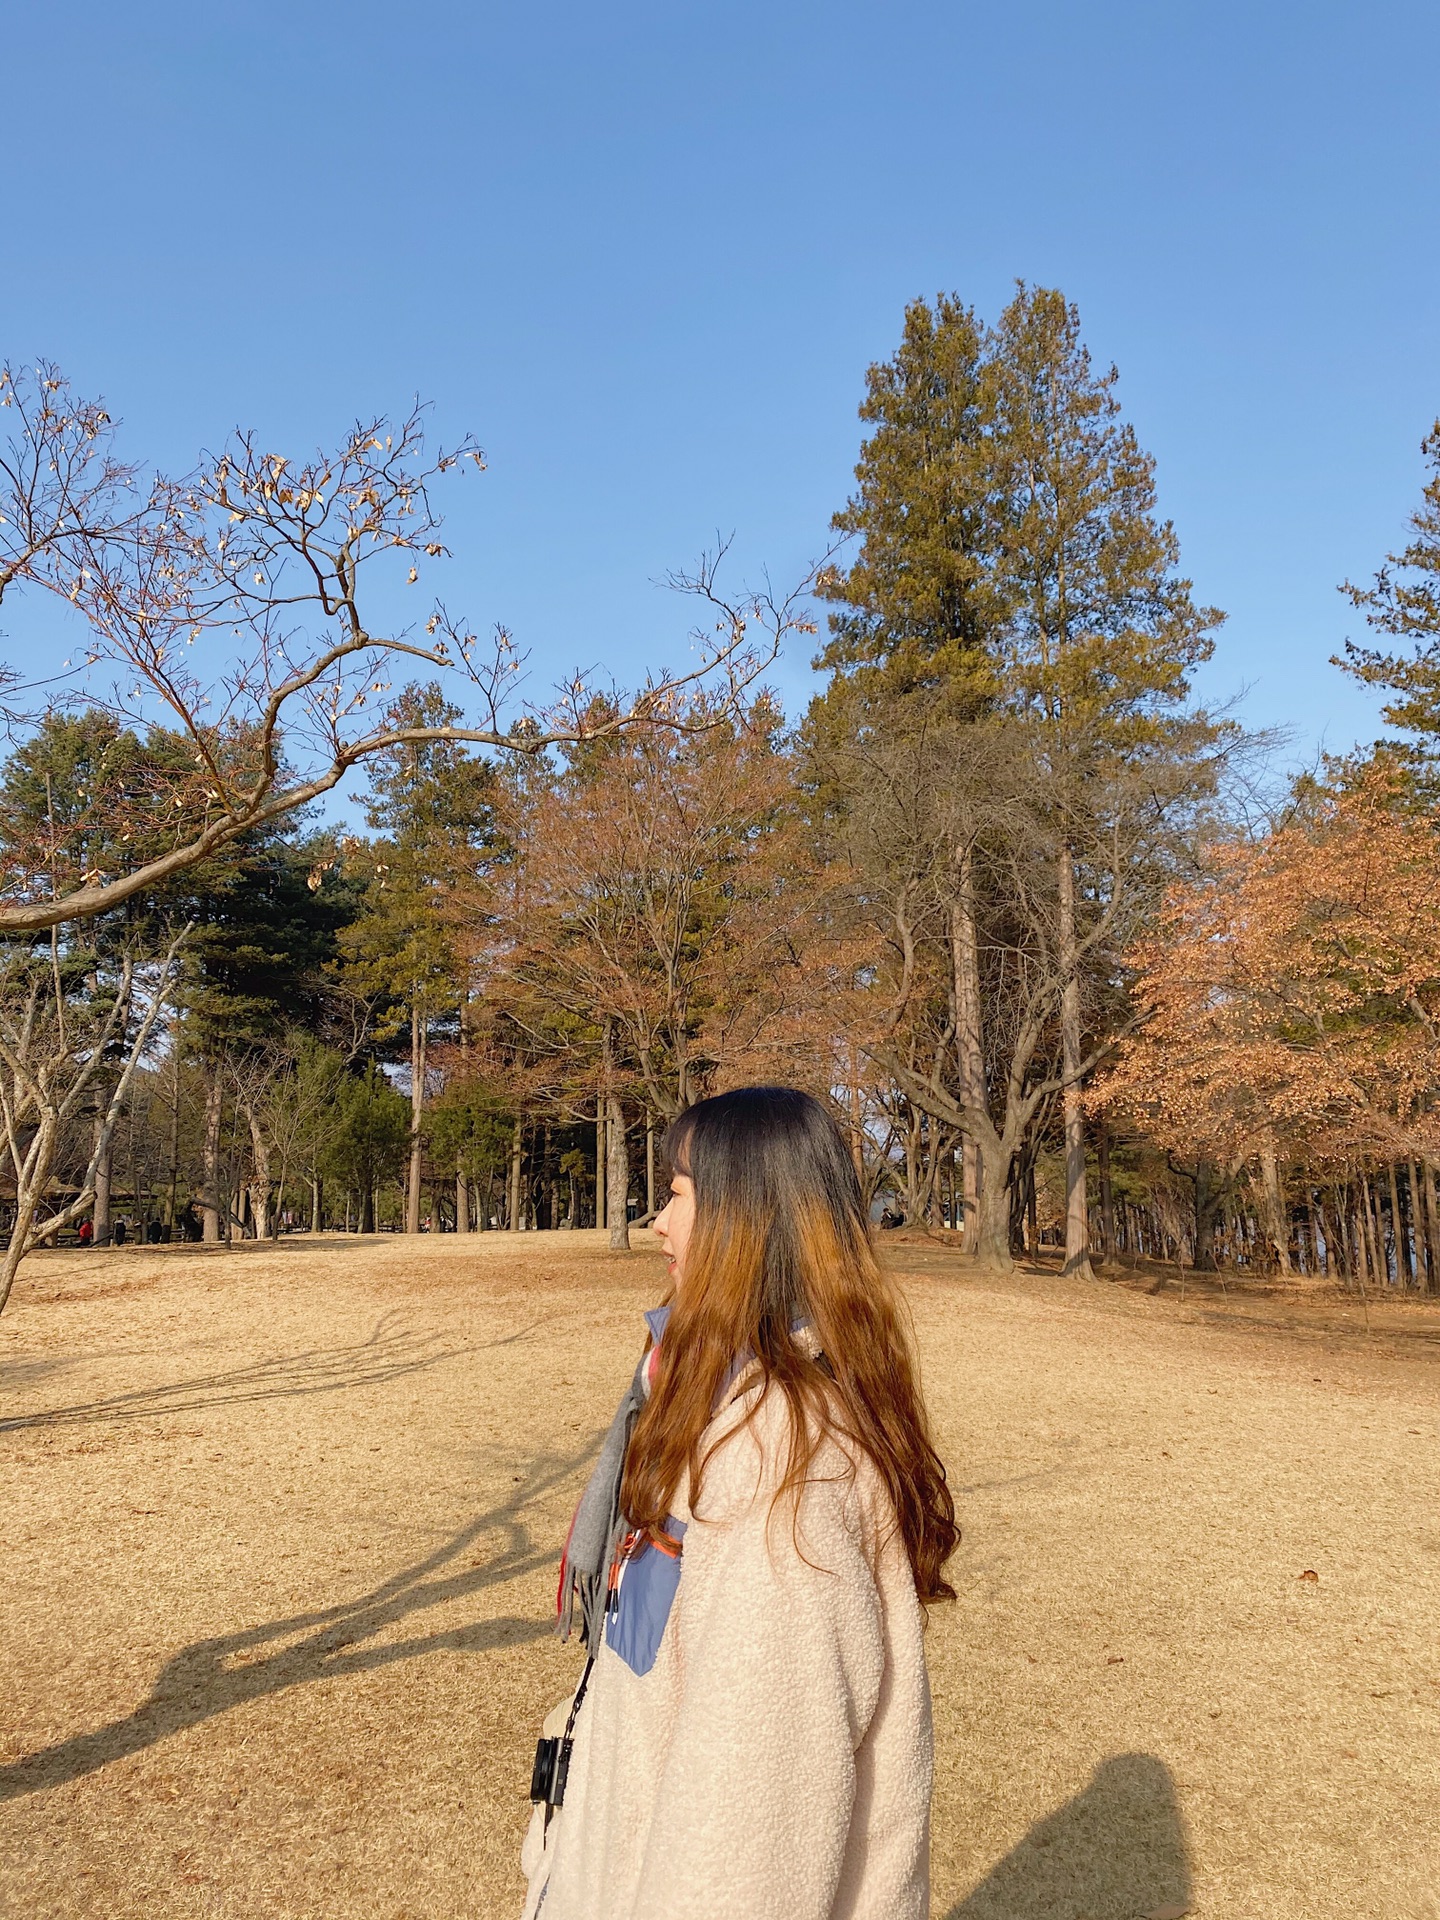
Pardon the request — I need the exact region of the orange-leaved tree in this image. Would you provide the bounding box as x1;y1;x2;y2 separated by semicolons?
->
1098;762;1440;1270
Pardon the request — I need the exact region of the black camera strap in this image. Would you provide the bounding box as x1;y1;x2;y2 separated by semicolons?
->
563;1648;596;1741
531;1646;597;1829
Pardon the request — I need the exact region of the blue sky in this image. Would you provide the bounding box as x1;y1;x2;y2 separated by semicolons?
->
3;0;1437;783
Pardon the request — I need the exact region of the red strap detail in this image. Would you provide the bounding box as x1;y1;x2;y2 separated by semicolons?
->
555;1503;580;1617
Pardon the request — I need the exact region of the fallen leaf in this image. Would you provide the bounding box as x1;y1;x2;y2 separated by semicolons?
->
1145;1906;1190;1919
1298;1569;1319;1582
1106;1655;1125;1665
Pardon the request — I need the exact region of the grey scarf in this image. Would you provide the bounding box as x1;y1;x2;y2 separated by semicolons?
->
556;1306;669;1647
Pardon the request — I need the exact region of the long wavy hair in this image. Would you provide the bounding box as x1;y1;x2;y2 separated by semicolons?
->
620;1086;958;1603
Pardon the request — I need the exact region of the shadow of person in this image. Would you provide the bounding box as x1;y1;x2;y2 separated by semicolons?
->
0;1441;593;1804
943;1753;1192;1920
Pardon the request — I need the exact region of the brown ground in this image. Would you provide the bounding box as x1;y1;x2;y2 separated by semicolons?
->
2;1233;1438;1920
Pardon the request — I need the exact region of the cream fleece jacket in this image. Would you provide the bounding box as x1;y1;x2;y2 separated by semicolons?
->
520;1373;933;1920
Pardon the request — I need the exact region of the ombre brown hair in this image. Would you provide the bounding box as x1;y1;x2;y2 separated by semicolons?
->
620;1086;959;1603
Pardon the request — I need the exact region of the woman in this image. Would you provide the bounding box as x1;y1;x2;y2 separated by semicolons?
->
521;1086;958;1920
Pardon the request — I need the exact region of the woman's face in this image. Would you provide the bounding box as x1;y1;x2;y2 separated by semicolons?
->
653;1171;695;1288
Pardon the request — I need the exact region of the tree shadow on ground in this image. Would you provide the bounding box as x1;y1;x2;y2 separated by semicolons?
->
0;1441;591;1803
0;1311;538;1433
943;1754;1192;1920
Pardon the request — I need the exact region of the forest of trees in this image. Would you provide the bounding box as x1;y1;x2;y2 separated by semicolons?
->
2;283;1439;1304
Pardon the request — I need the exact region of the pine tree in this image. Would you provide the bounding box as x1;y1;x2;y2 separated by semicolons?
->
810;288;1225;1271
817;293;1001;707
341;684;499;1234
1337;419;1440;750
986;283;1222;1277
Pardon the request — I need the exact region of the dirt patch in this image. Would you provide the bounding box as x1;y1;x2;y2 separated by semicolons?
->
3;1233;1438;1918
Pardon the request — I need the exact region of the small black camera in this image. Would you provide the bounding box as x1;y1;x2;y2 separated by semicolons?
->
530;1734;573;1808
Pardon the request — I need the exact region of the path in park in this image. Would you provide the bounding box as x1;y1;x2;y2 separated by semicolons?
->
2;1235;1437;1919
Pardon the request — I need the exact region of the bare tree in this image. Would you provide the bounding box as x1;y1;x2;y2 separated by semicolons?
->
0;924;187;1310
0;364;809;934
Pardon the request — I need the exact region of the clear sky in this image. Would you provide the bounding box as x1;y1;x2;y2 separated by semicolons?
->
3;0;1437;776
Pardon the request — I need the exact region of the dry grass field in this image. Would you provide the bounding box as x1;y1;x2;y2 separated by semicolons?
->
2;1232;1438;1920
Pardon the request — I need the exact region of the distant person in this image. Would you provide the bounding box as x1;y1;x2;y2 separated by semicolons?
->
146;1218;164;1244
522;1086;958;1920
178;1203;201;1242
112;1218;127;1246
77;1218;93;1247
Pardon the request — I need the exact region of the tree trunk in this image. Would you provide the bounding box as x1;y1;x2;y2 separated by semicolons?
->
885;1068;1026;1272
92;1109;113;1247
1363;1175;1385;1284
1056;846;1092;1280
1351;1179;1372;1285
1258;1136;1292;1276
1336;1186;1355;1283
973;1149;1012;1267
949;853;986;1258
903;1108;921;1223
310;1175;322;1233
1390;1162;1411;1287
406;1006;426;1235
918;1118;943;1225
1096;1116;1115;1268
508;1116;523;1230
246;1105;272;1240
361;1183;375;1234
1328;1190;1345;1278
1007;1142;1029;1257
594;1101;606;1230
165;1063;182;1232
456;1165;471;1234
0;1113;58;1313
1193;1161;1220;1270
645;1111;655;1218
201;1067;223;1244
607;1093;630;1251
1413;1159;1436;1282
1308;1189;1324;1277
1422;1161;1440;1295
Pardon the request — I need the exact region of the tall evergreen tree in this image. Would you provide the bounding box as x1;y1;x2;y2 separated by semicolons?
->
818;294;1002;705
809;296;1007;1252
810;287;1225;1270
1337;419;1440;754
986;284;1222;1276
340;684;499;1234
